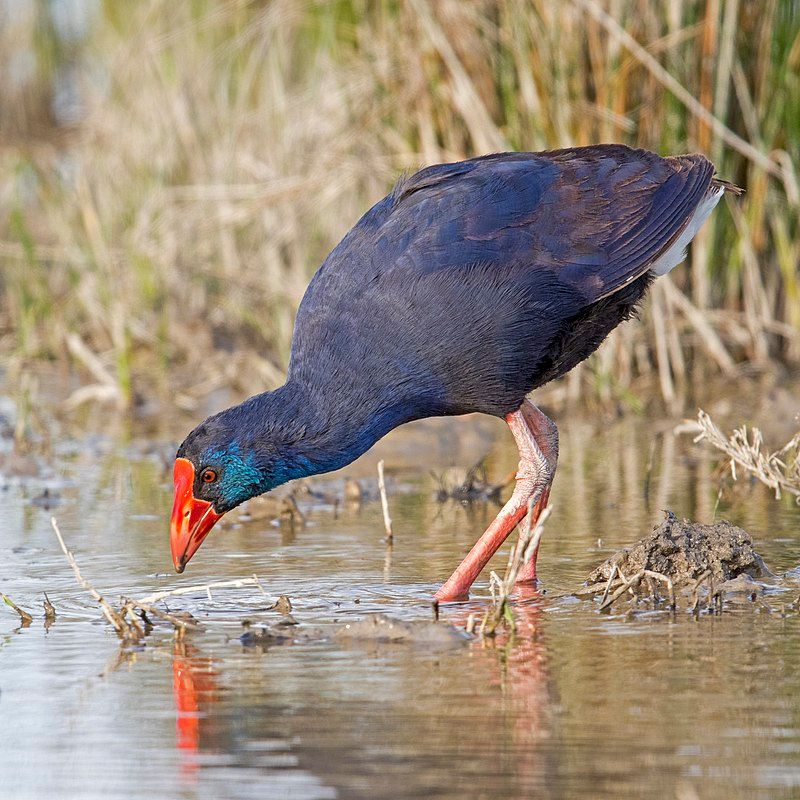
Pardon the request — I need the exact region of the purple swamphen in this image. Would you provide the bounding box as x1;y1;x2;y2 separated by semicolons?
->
170;144;739;601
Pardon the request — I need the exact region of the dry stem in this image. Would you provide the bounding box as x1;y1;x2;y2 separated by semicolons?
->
597;568;676;611
377;460;393;543
50;516;131;636
481;500;551;636
133;575;270;606
51;516;275;641
683;410;800;501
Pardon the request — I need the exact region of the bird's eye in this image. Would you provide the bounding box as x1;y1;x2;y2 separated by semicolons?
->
201;468;218;484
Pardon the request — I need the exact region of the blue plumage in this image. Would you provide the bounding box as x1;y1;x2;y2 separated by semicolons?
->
177;144;720;513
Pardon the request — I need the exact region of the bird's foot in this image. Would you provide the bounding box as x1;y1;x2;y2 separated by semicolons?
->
433;586;470;603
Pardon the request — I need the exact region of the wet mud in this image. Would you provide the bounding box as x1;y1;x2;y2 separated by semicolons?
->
587;510;770;587
579;510;796;613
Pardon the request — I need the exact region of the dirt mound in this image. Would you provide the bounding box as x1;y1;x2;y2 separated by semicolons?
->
587;511;769;588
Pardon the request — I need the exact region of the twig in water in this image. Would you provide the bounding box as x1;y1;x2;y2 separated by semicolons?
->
599;564;619;607
691;569;712;614
51;516;131;637
52;515;274;641
120;599;201;638
596;568;675;612
383;538;393;583
2;594;33;625
43;592;56;622
599;570;645;611
480;498;551;636
133;575;271;606
377;460;393;543
644;570;676;610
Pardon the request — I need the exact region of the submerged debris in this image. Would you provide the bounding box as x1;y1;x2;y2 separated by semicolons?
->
50;516;276;642
268;594;298;626
334;614;472;647
433;458;514;503
582;511;771;612
238;620;293;649
43;592;56;627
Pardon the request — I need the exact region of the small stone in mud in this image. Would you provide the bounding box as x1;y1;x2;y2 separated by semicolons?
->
333;614;472;647
586;511;769;588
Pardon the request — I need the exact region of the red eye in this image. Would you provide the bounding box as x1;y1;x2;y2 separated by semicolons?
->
201;468;217;483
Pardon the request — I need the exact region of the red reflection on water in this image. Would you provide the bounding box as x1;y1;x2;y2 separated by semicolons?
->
172;640;219;779
448;586;553;797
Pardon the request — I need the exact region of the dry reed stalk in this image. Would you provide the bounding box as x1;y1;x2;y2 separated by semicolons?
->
684;410;800;501
377;460;393;543
481;500;551;636
133;576;271;606
50;517;131;636
574;0;782;177
661;277;736;374
1;1;797;411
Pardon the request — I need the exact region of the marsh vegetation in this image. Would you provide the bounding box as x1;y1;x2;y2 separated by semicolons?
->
1;1;798;413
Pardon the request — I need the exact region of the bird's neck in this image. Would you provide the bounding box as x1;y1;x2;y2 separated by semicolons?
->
245;379;413;483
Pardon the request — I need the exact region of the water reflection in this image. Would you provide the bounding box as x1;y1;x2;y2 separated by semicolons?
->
2;407;800;799
465;591;555;799
172;639;219;776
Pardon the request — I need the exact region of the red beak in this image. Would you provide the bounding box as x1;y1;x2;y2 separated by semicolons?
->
170;458;224;573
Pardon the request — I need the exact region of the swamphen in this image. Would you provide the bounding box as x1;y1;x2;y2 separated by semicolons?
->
171;144;737;601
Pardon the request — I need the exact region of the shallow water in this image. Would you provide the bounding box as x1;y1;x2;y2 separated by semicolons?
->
2;407;800;800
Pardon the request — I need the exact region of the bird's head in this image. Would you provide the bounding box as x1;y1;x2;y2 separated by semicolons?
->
170;405;292;573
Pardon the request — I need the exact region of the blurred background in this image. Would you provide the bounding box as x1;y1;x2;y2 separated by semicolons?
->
0;0;798;416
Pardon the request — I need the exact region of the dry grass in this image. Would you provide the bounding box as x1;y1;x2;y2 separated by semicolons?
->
0;1;798;411
683;409;800;501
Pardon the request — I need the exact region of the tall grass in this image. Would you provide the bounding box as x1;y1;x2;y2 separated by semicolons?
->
0;0;798;412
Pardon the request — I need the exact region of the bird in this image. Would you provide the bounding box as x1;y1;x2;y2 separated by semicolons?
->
170;143;739;601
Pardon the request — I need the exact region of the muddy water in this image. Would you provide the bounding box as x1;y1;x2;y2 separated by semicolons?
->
2;408;800;800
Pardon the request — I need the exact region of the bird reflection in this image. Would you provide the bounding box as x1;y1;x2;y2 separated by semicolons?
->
172;640;219;779
447;587;554;797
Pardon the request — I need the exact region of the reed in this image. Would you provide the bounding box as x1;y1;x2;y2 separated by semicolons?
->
0;1;797;410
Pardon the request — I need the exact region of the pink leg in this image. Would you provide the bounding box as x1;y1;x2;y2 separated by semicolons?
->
434;401;558;602
514;488;550;584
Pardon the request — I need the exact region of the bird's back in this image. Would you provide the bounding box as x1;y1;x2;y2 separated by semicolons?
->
288;145;729;424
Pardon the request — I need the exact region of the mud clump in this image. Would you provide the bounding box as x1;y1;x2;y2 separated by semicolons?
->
587;511;769;589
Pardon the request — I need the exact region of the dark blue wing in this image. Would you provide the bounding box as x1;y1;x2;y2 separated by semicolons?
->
371;145;713;302
287;145;715;418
